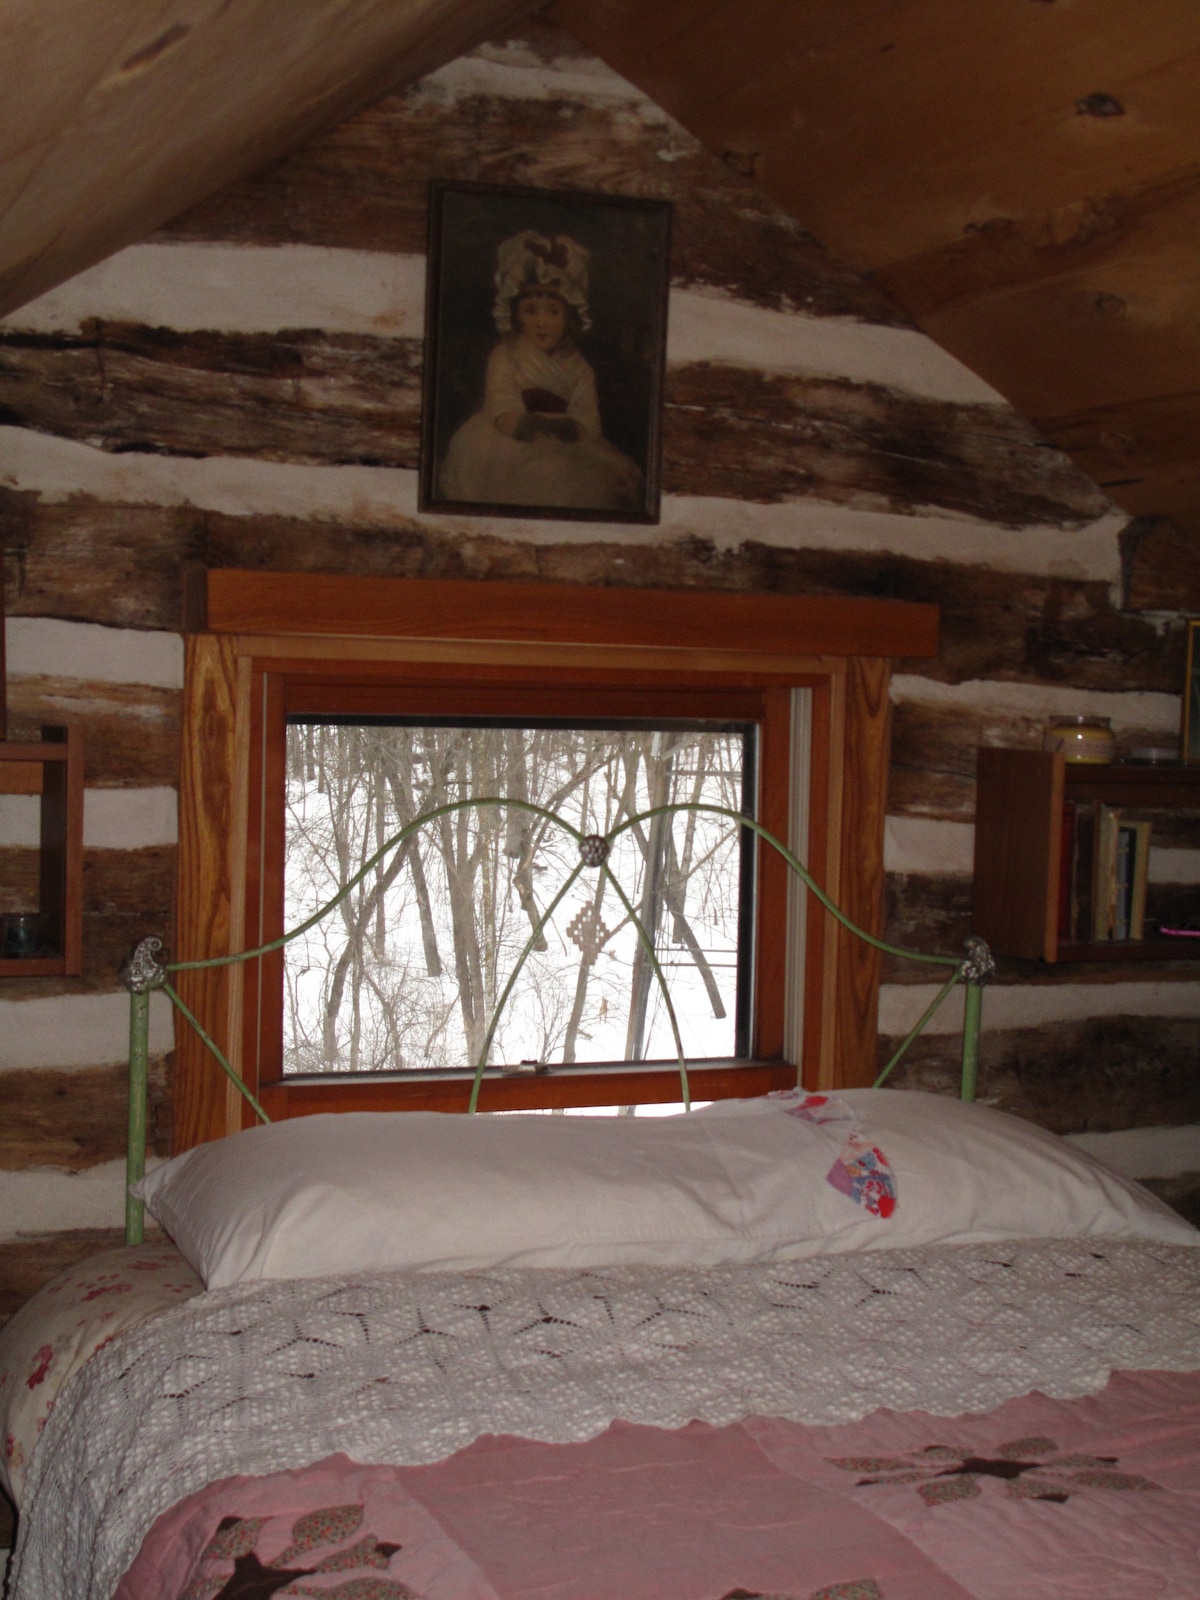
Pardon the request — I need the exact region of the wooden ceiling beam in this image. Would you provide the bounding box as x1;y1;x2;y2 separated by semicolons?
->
1055;455;1200;525
0;0;539;318
872;169;1200;322
1040;393;1200;481
537;0;725;67
917;263;1200;420
553;0;1200;297
555;0;1200;532
646;16;1200;272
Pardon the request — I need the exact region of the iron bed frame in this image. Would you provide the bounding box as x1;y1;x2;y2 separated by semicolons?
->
120;798;995;1246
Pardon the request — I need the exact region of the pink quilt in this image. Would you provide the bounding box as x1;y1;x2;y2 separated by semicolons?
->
116;1369;1200;1600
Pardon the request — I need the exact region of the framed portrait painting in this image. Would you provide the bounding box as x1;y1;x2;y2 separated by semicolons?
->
419;181;671;523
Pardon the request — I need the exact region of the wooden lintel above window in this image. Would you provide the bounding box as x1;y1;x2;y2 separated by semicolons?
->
198;570;939;665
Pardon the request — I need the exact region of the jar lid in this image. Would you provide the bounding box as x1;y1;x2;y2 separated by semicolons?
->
1125;746;1180;765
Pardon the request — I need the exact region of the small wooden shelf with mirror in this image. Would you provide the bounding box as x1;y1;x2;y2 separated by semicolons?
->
1;549;85;976
0;730;84;975
972;746;1200;963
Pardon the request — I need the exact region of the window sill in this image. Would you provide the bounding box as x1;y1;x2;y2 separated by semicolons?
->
257;1059;798;1119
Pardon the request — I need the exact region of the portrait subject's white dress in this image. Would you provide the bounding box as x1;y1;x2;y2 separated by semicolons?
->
439;335;644;512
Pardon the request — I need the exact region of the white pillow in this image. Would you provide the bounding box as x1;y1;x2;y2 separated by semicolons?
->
134;1108;851;1288
699;1089;1199;1254
135;1093;1197;1290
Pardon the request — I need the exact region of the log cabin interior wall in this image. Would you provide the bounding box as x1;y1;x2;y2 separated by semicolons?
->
2;16;1198;1328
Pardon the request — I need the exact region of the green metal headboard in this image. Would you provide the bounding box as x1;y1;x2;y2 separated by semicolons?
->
120;799;994;1246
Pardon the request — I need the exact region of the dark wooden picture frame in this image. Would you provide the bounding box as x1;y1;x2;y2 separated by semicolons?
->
1184;619;1200;762
419;181;671;524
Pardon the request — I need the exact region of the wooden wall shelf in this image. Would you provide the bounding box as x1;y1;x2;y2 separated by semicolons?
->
972;747;1200;963
0;725;84;976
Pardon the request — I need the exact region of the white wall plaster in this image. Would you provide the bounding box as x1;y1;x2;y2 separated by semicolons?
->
880;979;1200;1037
0;788;177;848
1149;848;1200;885
884;815;1199;885
0;429;1125;582
3;242;1005;405
667;285;1005;403
0;244;427;339
423;40;662;108
5;618;183;688
83;787;178;850
885;816;974;876
890;673;1181;736
0;1158;162;1243
1066;1124;1200;1181
0;992;174;1070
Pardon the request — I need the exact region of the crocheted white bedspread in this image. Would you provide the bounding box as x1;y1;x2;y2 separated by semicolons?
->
13;1238;1200;1600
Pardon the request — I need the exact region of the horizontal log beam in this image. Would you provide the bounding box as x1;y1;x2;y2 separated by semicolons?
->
157;88;907;325
0;331;1106;528
1140;1174;1200;1228
882;1015;1200;1136
882;870;1200;981
664;366;1107;528
0;491;200;631
883;872;973;969
3;680;179;788
735;544;1185;694
0;1060;171;1172
889;702;1200;822
0;1228;133;1326
3;491;1185;691
0;327;424;468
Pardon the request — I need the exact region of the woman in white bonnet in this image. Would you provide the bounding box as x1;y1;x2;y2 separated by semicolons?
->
438;229;644;513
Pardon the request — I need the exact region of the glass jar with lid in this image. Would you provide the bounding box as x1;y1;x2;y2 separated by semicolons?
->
2;913;40;959
1041;715;1115;764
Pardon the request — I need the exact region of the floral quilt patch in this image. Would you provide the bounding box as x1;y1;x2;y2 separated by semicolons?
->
0;1241;202;1502
771;1091;898;1218
180;1504;413;1599
721;1584;884;1600
831;1434;1161;1507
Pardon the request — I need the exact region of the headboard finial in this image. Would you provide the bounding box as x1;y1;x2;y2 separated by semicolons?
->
120;935;167;994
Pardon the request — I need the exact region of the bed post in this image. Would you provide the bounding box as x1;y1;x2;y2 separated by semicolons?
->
121;937;167;1246
126;991;148;1246
958;935;994;1103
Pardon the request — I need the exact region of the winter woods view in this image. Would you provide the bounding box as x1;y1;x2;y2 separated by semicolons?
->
282;722;752;1077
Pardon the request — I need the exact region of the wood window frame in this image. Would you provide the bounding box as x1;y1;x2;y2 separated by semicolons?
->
173;571;938;1151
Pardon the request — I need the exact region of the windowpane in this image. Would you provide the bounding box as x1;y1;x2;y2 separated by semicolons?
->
281;721;753;1075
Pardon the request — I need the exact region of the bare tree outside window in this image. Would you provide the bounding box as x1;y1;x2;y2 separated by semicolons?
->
282;722;751;1077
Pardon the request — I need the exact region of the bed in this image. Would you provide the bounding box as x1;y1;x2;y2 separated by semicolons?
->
3;807;1199;1600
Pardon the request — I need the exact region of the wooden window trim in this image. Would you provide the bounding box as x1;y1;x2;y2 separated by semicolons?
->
174;572;937;1151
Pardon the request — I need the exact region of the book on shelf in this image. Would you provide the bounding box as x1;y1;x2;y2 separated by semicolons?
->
1122;819;1152;940
1068;796;1100;934
1063;803;1152;943
1090;803;1122;941
1056;799;1076;942
1058;802;1154;946
1113;821;1134;940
